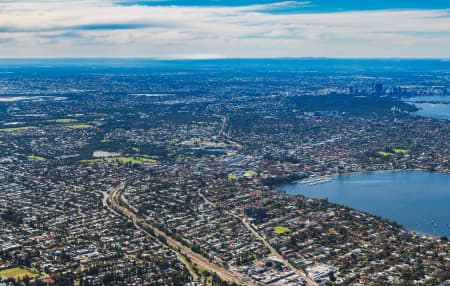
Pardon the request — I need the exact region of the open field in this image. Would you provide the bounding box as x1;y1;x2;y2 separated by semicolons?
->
108;157;157;164
378;149;409;157
27;155;47;161
0;126;36;132
47;118;78;123
227;174;236;180
273;226;290;234
0;267;41;280
393;148;410;154
377;151;395;157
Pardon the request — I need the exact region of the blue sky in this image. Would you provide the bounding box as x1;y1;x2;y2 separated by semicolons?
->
0;0;449;58
118;0;450;11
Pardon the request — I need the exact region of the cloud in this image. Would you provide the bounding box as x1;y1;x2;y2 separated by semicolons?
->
239;1;310;11
75;22;174;31
0;1;449;58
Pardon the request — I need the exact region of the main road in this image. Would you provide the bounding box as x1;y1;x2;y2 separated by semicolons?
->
199;193;317;286
102;115;316;286
210;114;316;285
215;114;243;151
104;182;257;286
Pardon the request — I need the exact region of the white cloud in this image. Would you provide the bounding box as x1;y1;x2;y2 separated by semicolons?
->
0;1;449;58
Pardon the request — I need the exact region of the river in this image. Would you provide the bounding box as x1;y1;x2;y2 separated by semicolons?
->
404;95;450;120
279;171;450;237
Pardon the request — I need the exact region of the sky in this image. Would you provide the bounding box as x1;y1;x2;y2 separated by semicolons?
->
0;0;449;58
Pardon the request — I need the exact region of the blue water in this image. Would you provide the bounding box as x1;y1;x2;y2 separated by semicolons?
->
279;171;450;237
405;95;450;120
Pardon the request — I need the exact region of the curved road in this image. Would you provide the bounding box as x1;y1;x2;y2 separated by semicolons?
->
102;115;316;286
104;183;257;286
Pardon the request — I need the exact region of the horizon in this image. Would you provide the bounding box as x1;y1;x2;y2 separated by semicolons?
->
1;57;450;60
1;57;449;71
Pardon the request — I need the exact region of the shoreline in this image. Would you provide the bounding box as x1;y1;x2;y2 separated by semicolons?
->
274;168;450;239
288;168;449;185
401;96;450;121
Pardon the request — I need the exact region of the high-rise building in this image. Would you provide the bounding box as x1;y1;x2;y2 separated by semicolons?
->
375;82;383;96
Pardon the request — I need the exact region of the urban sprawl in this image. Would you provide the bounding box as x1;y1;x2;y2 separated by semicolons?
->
0;62;449;286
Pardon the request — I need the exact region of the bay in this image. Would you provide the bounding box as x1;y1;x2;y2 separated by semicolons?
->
279;171;450;237
404;95;450;120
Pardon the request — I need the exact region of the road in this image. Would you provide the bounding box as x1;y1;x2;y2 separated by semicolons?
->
102;116;316;286
215;114;244;151
199;192;317;286
210;114;316;285
104;183;257;286
102;184;201;281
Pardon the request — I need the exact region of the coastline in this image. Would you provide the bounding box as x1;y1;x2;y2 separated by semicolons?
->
289;168;449;185
274;168;450;239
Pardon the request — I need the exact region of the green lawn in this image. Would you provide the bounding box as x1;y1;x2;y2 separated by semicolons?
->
108;157;157;164
274;226;290;234
0;267;41;280
47;118;78;123
65;124;93;129
0;126;36;132
27;155;47;161
393;148;410;154
377;151;395;157
378;149;409;157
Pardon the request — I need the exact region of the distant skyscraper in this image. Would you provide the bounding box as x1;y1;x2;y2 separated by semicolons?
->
375;82;383;96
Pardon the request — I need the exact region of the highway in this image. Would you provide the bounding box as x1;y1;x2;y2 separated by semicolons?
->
101;115;317;286
216;114;244;151
104;183;257;286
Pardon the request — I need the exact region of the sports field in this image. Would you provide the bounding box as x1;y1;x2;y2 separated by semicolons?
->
0;267;40;280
